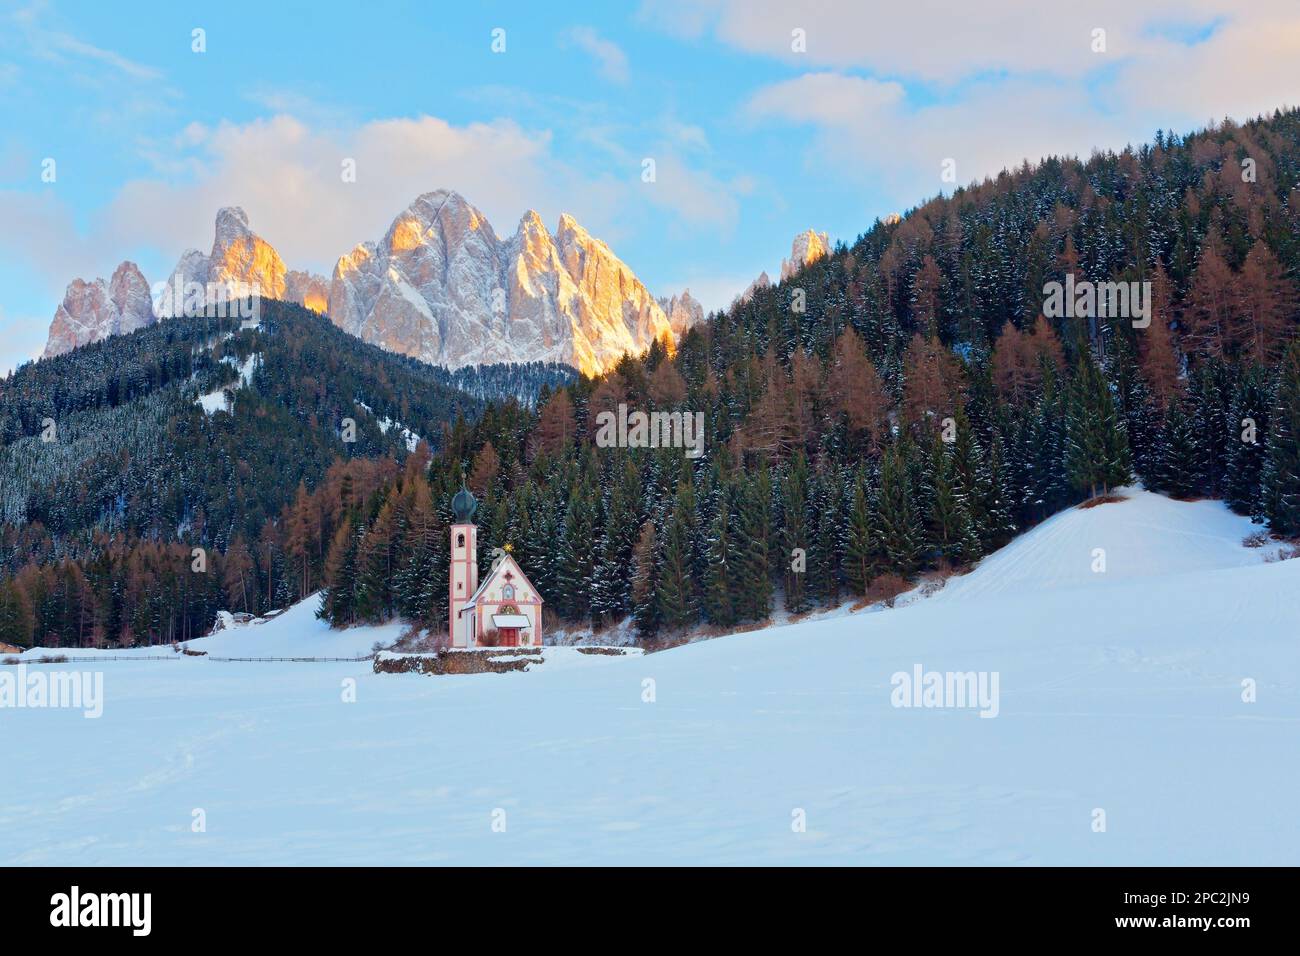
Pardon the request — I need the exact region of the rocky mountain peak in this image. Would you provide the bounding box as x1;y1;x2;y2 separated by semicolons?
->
732;228;831;308
658;289;705;339
213;206;253;246
330;192;675;375
44;260;156;357
43;193;686;376
733;270;772;308
781;229;831;281
154;208;320;319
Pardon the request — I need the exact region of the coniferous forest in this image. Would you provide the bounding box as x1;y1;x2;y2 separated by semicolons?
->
3;108;1299;649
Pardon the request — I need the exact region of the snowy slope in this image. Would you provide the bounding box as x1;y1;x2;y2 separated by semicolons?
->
12;595;397;660
3;492;1297;865
188;598;402;658
937;487;1283;602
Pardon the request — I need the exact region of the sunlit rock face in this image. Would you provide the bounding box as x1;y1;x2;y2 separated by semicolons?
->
209;207;286;299
285;270;330;313
732;229;831;309
658;289;705;339
44;261;156;357
44;197;682;371
781;229;831;281
328;190;676;375
154;208;330;318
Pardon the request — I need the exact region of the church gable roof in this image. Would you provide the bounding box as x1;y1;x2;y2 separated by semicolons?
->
465;553;543;607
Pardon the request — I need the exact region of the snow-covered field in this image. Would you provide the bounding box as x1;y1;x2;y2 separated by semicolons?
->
3;489;1297;865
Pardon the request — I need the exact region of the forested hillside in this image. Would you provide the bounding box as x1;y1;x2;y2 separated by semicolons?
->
3;108;1299;649
0;302;572;645
313;108;1300;645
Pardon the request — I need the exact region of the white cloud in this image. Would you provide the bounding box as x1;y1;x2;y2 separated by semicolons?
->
0;190;98;285
12;2;163;82
562;26;630;85
0;108;748;345
1116;11;1300;121
0;305;49;376
744;73;904;126
734;1;1300;201
744;72;1139;200
102;115;572;275
638;153;742;233
641;0;1280;84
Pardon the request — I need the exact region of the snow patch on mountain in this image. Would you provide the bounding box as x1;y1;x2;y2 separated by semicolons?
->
355;400;422;453
195;352;261;415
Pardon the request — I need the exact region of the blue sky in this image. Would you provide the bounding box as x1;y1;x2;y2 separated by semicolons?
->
2;0;1298;373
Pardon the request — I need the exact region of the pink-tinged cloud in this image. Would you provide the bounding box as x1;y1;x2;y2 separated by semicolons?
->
642;0;1296;84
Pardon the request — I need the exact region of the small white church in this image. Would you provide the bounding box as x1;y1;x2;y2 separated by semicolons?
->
448;486;544;649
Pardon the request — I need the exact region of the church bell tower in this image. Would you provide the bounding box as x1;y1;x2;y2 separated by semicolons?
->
449;486;479;647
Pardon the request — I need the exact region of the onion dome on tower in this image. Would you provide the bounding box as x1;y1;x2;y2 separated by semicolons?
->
452;486;478;524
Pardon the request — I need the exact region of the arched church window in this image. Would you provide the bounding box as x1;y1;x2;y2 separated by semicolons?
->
502;583;516;600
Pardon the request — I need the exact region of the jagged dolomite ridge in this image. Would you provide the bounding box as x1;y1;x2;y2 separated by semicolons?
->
732;270;771;308
658;289;705;339
733;229;831;308
151;208;323;319
781;229;831;281
45;198;679;374
155;207;288;318
43;262;156;357
328;190;676;375
285;270;330;313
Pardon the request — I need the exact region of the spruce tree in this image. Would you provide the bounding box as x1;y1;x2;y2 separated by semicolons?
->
842;467;877;596
590;456;641;627
925;435;980;565
780;452;811;613
981;435;1018;551
876;443;925;576
732;468;773;622
394;485;444;630
656;480;698;631
556;477;597;621
806;461;845;605
630;520;661;638
1065;356;1131;497
1157;403;1203;499
318;518;358;627
1224;371;1271;519
1188;363;1232;497
702;474;737;627
1263;340;1300;536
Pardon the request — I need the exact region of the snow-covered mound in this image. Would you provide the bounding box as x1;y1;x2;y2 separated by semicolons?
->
3;492;1297;865
937;487;1284;602
185;597;403;658
15;594;400;660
